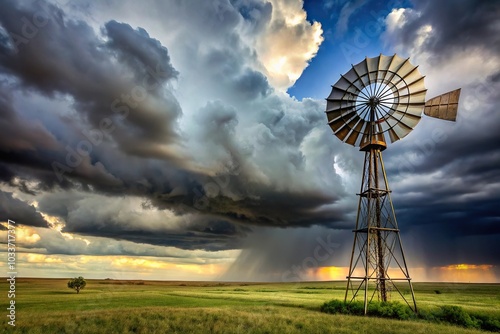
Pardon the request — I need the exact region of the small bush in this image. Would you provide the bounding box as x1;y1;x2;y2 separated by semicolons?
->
348;300;366;315
417;308;437;322
320;299;345;314
321;300;414;319
321;299;364;316
477;316;500;332
368;301;416;320
436;305;480;329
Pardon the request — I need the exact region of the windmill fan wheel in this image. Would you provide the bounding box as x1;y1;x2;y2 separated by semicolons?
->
326;54;427;149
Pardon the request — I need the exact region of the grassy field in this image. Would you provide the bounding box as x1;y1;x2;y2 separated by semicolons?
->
1;278;499;333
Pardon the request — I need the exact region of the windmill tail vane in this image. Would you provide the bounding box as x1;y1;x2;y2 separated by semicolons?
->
325;54;461;314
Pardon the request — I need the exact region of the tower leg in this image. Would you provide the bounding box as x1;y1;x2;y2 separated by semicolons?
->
345;151;368;304
373;149;387;302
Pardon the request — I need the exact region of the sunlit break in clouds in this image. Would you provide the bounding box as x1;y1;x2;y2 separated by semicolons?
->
0;0;499;282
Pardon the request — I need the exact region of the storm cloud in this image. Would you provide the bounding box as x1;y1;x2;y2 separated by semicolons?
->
385;0;500;60
0;0;348;258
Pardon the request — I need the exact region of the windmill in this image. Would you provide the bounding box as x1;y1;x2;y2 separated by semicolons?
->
325;54;461;314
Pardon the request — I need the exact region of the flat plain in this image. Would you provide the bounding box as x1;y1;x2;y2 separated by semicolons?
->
1;278;499;333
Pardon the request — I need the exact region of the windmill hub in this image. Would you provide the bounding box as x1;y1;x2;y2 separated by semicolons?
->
368;96;379;108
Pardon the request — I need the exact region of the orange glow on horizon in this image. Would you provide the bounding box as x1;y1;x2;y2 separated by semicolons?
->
312;266;348;281
430;263;497;283
441;264;493;271
308;264;498;283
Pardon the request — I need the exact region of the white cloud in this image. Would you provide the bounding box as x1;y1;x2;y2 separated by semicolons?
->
252;0;324;89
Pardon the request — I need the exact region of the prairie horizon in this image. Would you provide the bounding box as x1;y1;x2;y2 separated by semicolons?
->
4;277;500;285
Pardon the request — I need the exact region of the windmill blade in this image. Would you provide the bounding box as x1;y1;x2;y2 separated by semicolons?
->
329;111;353;131
342;69;365;91
326;104;355;122
352;58;371;88
377;54;393;80
327;86;354;101
379;54;397;83
366;56;379;82
385;55;408;83
345;120;367;146
335;115;362;141
424;89;461;121
333;76;361;95
405;76;426;95
392;110;421;128
387;127;400;143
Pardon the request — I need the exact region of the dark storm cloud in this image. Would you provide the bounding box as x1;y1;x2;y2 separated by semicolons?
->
0;0;181;163
395;0;500;59
105;20;179;81
380;0;500;267
0;0;187;192
388;149;500;267
30;189;253;252
0;190;48;227
0;82;58;154
63;219;245;252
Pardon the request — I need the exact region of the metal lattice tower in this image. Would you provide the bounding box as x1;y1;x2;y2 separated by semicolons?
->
325;54;461;314
345;138;417;313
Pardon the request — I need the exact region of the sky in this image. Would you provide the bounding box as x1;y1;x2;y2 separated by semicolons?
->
0;0;499;283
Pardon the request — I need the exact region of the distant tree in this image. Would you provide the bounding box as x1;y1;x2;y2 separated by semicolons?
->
67;276;86;294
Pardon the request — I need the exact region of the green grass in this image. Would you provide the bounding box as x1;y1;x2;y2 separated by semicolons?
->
0;278;499;333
